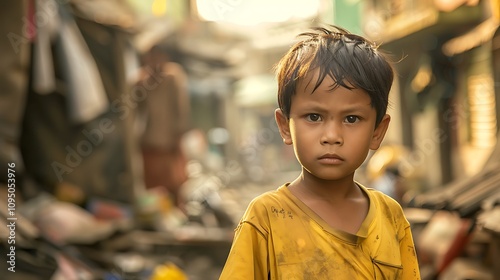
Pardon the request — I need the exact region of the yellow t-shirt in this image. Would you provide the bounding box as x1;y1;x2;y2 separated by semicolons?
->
219;183;420;280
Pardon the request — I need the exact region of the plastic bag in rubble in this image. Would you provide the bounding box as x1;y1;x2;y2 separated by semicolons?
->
23;194;117;245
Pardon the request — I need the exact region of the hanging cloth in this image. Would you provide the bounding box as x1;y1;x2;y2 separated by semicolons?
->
32;0;108;124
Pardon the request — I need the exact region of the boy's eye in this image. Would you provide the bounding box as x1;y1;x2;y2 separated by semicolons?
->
306;114;322;122
345;115;359;123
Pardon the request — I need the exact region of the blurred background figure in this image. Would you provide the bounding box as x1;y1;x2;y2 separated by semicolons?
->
138;41;192;211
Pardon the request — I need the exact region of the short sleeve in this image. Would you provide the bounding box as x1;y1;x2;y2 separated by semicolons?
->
400;224;421;279
219;200;270;280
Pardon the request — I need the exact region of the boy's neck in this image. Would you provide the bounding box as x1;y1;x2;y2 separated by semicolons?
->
288;171;361;202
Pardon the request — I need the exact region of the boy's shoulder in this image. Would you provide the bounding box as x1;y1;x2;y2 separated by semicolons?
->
239;184;297;220
360;183;404;211
236;185;291;232
247;185;289;208
359;181;394;199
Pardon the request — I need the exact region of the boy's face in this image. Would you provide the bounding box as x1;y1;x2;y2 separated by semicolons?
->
276;71;390;182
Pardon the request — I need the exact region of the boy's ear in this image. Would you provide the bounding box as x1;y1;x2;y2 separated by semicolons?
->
275;108;293;145
370;114;390;150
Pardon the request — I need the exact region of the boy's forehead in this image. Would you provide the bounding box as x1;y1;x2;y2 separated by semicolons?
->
295;69;369;101
296;70;336;93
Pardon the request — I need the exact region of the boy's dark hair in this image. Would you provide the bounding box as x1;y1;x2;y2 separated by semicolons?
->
275;25;394;126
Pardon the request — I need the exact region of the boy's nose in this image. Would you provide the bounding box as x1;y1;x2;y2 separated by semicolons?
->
320;122;343;145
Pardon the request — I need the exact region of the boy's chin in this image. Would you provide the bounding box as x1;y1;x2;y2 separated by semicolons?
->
303;170;356;182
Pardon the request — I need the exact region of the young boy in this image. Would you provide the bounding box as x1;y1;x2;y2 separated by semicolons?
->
219;25;420;279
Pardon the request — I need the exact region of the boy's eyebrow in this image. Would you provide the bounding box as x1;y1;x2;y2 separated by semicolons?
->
338;105;373;114
299;102;372;113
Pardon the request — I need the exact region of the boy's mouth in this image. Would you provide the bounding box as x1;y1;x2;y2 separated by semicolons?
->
318;153;344;164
